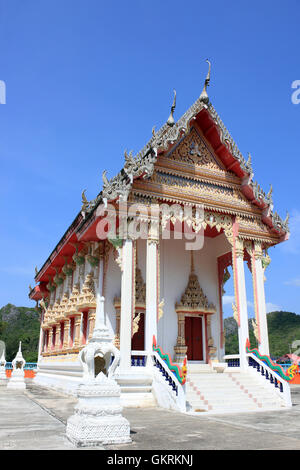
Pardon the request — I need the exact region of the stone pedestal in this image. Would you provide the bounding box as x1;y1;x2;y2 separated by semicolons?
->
66;289;131;447
0;368;7;385
66;373;131;447
7;369;26;390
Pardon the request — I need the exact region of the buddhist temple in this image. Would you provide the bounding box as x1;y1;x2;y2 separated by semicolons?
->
29;62;292;413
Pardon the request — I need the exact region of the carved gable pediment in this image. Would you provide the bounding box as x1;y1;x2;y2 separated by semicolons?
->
166;127;225;171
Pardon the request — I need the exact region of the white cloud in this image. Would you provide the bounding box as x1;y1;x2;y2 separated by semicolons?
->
222;295;235;305
284;278;300;287
266;302;282;313
223;294;280;314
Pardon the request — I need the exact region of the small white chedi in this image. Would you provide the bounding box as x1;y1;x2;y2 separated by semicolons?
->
7;341;26;390
0;350;7;383
66;297;131;447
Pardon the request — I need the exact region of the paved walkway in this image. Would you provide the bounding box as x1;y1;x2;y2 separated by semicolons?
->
1;381;300;450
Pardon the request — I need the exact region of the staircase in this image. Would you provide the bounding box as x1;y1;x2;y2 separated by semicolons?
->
186;365;287;414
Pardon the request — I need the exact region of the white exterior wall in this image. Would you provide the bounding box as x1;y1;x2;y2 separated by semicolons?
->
104;248;121;337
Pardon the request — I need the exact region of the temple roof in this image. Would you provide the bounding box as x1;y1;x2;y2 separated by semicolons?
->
80;78;289;234
32;63;289;287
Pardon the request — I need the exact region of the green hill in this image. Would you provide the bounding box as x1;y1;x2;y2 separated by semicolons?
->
225;311;300;358
0;303;40;362
0;304;299;362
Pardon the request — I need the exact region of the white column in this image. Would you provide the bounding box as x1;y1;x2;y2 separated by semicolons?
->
38;324;44;360
232;238;249;370
119;239;134;371
95;254;104;325
145;240;158;351
252;243;270;355
93;250;110;339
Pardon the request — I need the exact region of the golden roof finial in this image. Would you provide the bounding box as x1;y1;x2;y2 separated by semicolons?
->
199;59;211;104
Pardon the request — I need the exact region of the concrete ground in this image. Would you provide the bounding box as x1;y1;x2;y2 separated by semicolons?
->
1;380;300;450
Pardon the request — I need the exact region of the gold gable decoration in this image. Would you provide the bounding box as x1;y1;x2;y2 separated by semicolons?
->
167;127;224;171
176;271;216;314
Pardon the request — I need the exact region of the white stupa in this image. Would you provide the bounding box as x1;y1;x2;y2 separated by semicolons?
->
7;341;26;390
0;350;7;383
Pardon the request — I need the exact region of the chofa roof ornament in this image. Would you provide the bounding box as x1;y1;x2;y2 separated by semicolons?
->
199;59;211;105
166;89;177;127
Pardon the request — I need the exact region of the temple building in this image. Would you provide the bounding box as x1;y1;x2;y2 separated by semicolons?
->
29;63;292;413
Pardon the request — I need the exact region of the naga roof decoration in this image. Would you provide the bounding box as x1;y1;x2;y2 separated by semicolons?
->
33;61;289;285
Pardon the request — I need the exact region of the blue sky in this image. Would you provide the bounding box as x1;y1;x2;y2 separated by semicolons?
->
0;0;299;314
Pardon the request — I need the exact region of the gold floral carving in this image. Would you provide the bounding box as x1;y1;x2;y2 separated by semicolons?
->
235;238;244;259
158;299;164;321
148;171;252;213
203;211;233;246
167;127;224;171
76;273;96;311
176;272;216;313
237;215;277;244
132;312;141;337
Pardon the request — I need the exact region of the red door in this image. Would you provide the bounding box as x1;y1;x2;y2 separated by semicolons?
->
185;316;203;361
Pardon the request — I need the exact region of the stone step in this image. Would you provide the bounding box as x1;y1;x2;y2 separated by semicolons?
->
188;377;277;388
187;384;280;397
187;396;283;407
186;364;216;373
187;397;281;408
186;390;274;400
189;405;283;414
184;369;285;414
187;383;270;392
187;384;275;394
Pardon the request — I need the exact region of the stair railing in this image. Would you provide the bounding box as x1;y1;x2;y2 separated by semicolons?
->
151;351;186;412
151;336;186;412
246;339;292;407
